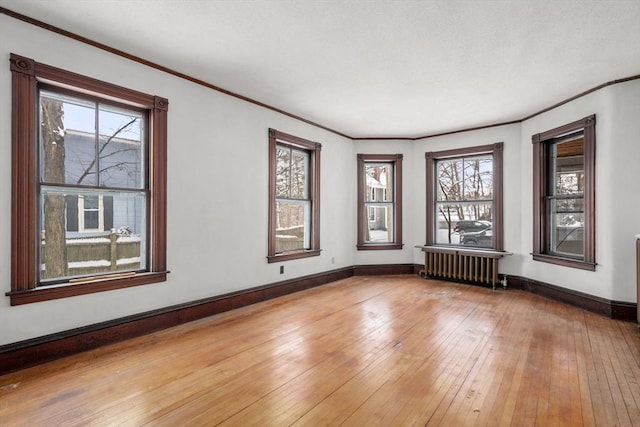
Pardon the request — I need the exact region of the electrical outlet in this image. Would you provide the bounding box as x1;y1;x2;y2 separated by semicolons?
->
280;265;284;274
331;257;335;264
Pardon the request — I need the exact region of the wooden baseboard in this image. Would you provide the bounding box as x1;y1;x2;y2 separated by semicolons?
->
505;275;637;322
353;264;416;275
1;265;636;375
0;266;355;375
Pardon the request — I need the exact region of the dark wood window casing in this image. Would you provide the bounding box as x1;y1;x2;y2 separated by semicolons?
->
532;115;596;271
268;128;321;263
425;143;504;250
8;53;168;305
357;154;403;250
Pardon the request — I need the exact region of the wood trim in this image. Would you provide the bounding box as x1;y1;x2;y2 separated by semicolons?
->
425;143;503;249
531;115;596;270
356;154;403;249
151;97;169;272
492;142;504;251
356;244;404;251
425;143;498;160
1;265;636;375
356;154;366;247
8;53;168;305
0;7;351;140
352;120;523;141
2;7;640;143
520;75;640;122
0;267;352;375
6;272;169;306
353;264;416;275
10;54;38;294
267;129;321;263
425;152;434;245
507;275;636;322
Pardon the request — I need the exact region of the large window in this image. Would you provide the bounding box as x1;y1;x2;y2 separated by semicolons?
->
426;143;503;250
357;154;403;250
532;115;595;270
8;53;168;305
268;129;321;262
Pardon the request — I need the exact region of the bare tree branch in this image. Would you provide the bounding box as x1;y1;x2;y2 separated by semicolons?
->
76;117;138;185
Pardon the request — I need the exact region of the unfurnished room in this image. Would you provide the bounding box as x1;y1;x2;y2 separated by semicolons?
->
1;0;640;425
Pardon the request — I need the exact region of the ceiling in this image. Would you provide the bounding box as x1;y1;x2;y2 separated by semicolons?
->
2;0;640;139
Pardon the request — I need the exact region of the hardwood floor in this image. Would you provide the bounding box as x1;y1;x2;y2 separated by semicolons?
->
1;275;639;426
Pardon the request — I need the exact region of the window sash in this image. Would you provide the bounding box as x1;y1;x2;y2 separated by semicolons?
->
268;129;321;262
9;53;167;305
433;155;496;247
357;154;403;250
532;115;595;270
425;143;503;251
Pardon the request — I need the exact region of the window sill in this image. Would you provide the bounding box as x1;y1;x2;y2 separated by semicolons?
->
6;271;169;306
532;253;596;271
356;243;404;251
267;249;321;263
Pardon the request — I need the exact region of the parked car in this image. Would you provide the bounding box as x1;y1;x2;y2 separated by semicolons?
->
453;220;491;234
461;226;493;247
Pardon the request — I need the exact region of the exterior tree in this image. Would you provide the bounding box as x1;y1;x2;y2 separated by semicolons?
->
40;97;140;280
41;98;68;279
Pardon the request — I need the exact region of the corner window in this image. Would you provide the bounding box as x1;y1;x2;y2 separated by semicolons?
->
8;53;168;305
268;129;321;262
357;154;403;250
426;143;503;250
532;115;595;270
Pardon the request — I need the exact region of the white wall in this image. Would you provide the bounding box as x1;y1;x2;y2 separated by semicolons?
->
520;81;640;301
352;140;415;266
1;15;638;347
0;16;355;346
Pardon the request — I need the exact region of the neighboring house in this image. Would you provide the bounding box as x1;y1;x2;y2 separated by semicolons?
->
365;169;389;233
59;129;143;238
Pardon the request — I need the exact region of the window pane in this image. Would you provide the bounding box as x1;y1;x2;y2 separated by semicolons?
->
365;163;393;202
275;200;310;252
435;202;493;247
40;187;147;283
40;90;98;186
552;135;584;196
275;145;291;198
463;156;493;200
550;198;584;257
364;204;393;243
290;148;309;199
98;105;144;189
83;195;100;230
436;159;464;201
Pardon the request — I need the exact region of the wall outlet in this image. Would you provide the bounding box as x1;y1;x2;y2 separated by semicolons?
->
331;257;335;264
280;265;284;274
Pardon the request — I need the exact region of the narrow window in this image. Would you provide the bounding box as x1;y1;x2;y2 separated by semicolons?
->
9;53;168;305
532;115;595;270
268;129;321;262
357;154;403;250
426;143;503;250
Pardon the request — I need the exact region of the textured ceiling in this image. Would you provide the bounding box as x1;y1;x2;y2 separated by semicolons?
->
2;0;640;138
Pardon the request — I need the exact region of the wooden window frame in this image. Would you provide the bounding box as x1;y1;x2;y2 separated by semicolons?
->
532;115;596;271
8;53;168;306
267;128;321;263
425;143;504;250
356;154;404;250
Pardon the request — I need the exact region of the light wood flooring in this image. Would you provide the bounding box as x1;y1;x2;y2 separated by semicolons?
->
1;275;640;426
